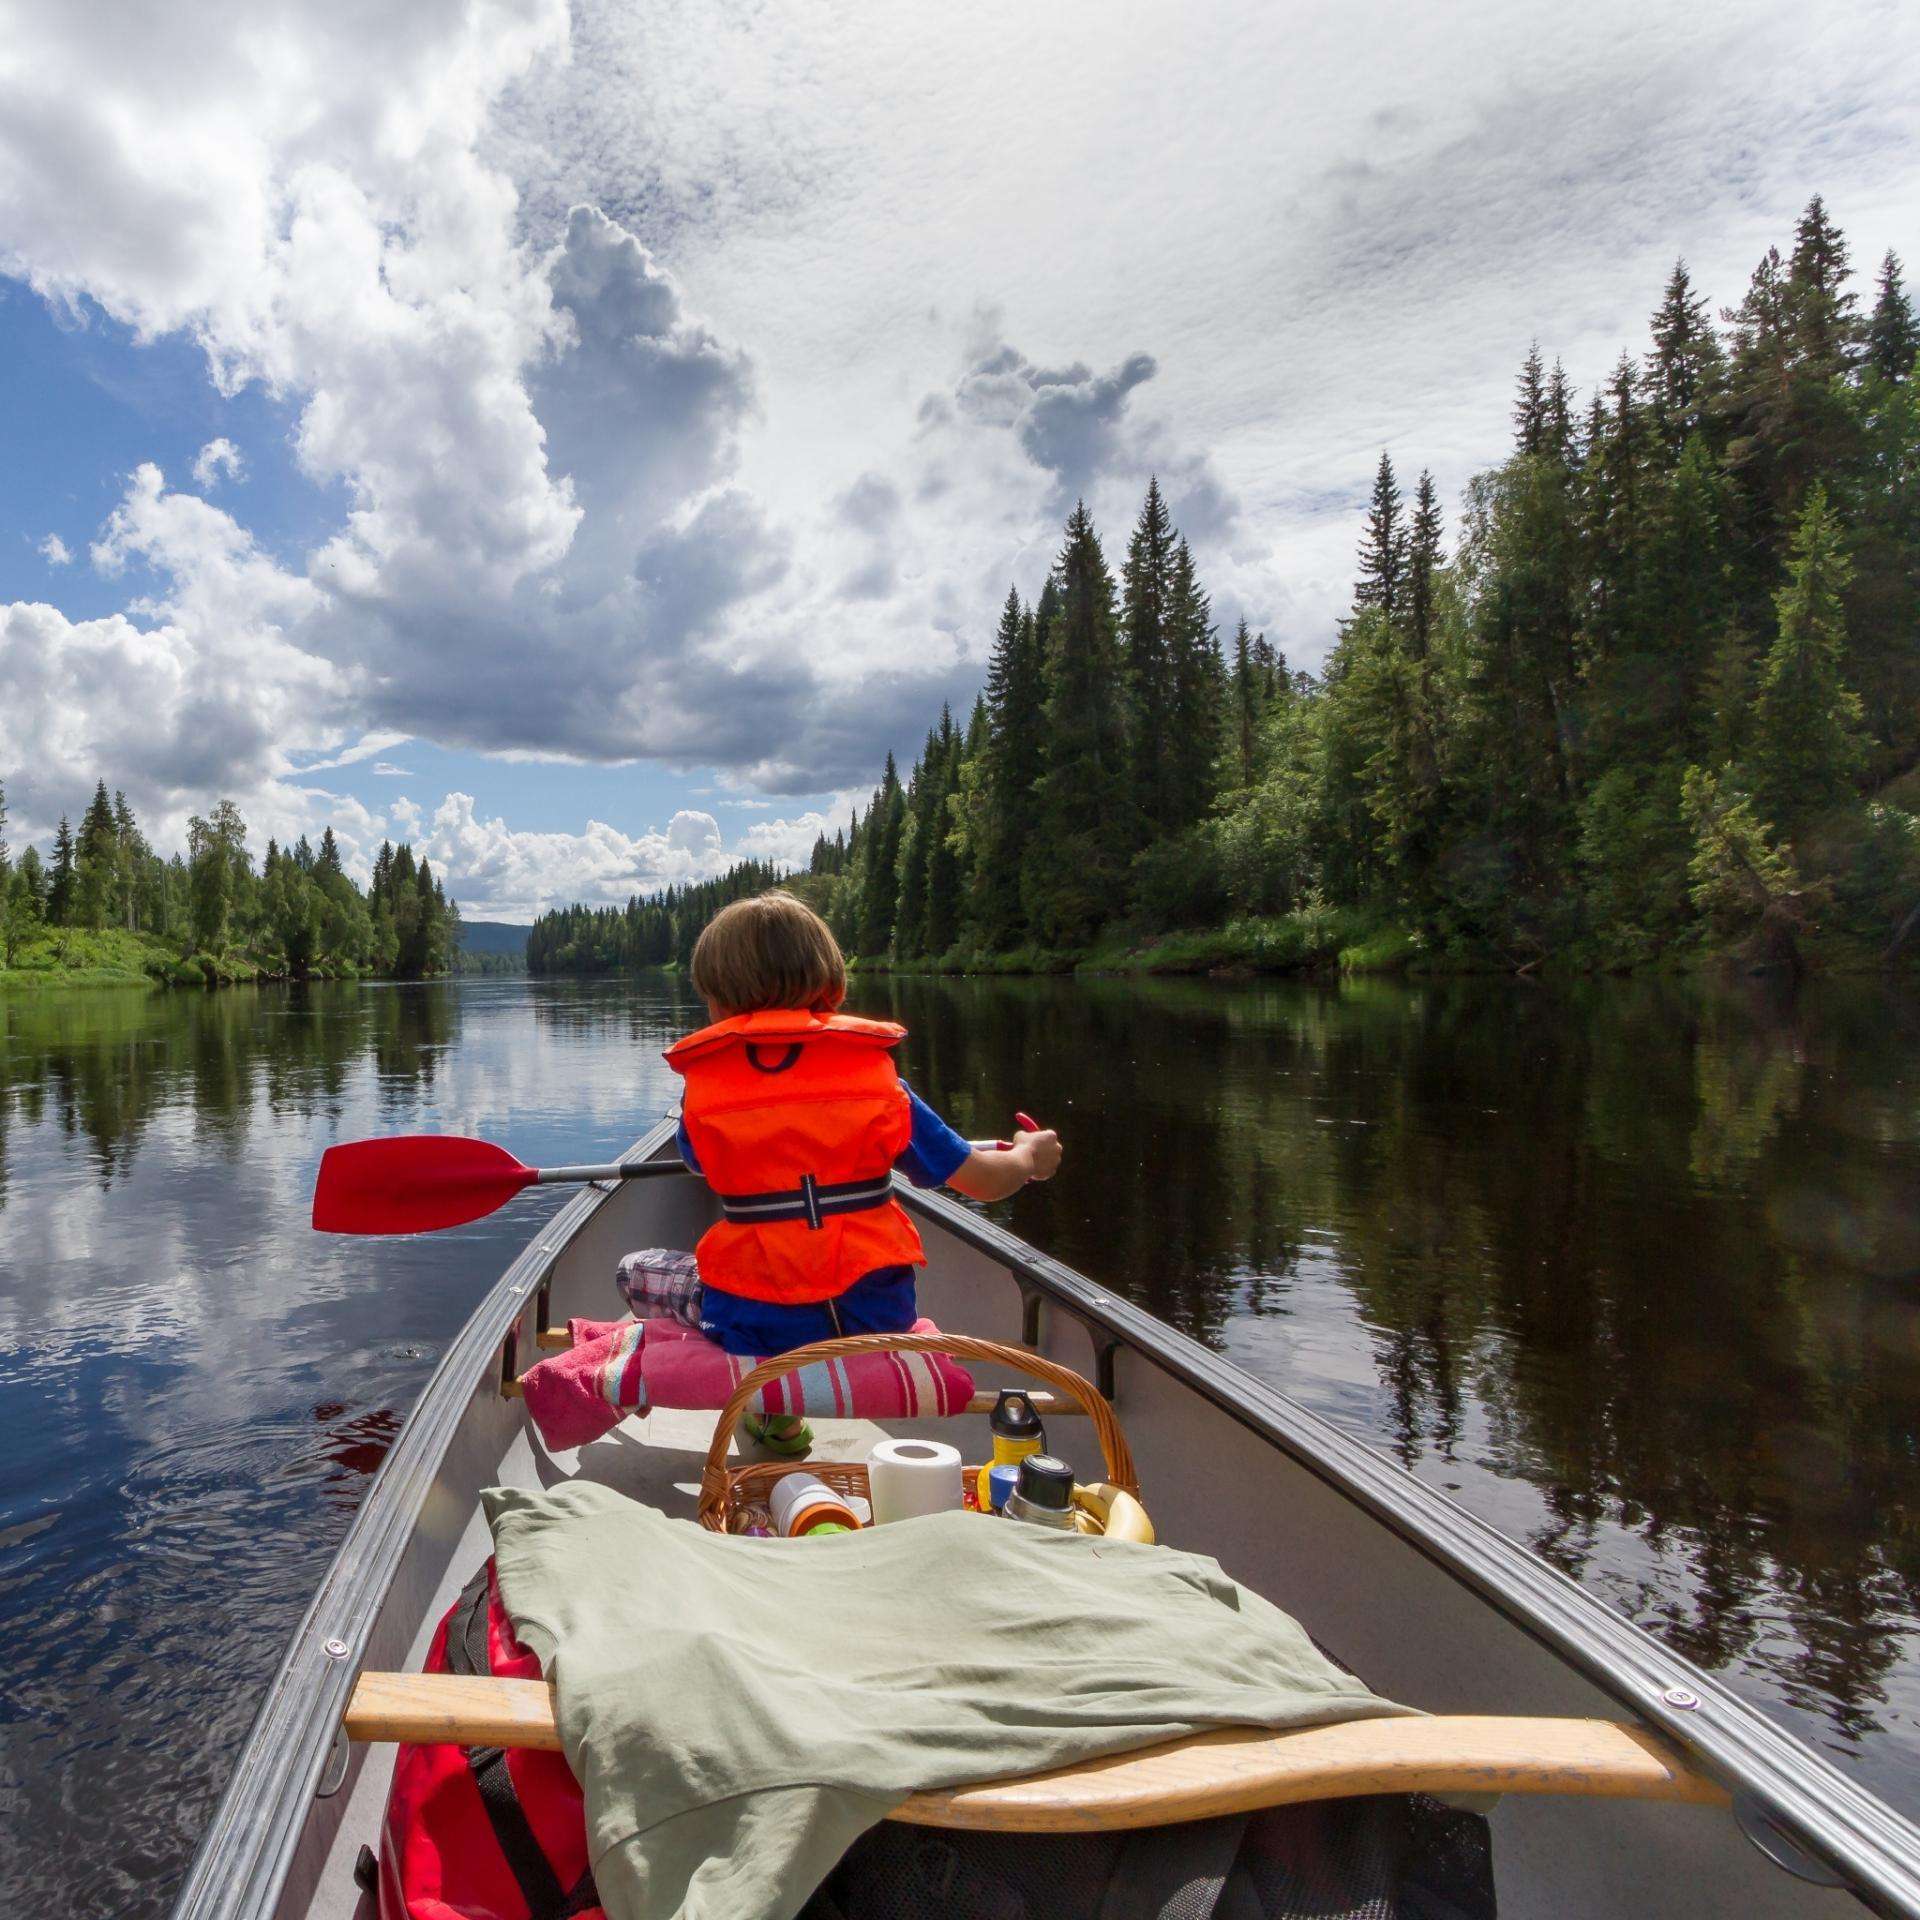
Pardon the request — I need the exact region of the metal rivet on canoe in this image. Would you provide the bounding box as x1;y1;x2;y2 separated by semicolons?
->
323;1637;350;1660
1662;1685;1701;1710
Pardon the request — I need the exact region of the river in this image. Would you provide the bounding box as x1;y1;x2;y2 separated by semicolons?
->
3;971;1918;1913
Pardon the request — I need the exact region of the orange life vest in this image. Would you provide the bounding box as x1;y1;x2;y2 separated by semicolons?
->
663;1009;927;1306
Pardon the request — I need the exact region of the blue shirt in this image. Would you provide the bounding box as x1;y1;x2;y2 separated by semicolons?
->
676;1082;973;1356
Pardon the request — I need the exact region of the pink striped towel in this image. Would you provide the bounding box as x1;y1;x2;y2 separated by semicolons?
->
517;1317;975;1451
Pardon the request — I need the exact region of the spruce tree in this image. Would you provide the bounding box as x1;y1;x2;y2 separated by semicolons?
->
1545;359;1577;466
1025;502;1128;947
1645;260;1724;455
1228;618;1261;786
1164;538;1224;827
1354;452;1406;615
1513;344;1547;455
856;754;905;955
75;781;117;930
975;588;1048;948
923;706;964;957
1867;251;1920;382
0;779;9;965
1748;484;1863;829
892;731;938;958
49;815;74;926
1406;471;1444;661
1120;478;1177;838
1785;194;1859;375
111;790;142;931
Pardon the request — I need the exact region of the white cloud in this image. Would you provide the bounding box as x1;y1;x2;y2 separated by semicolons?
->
0;0;1916;857
413;790;739;919
37;532;71;565
190;436;247;489
370;761;413;777
296;730;413;774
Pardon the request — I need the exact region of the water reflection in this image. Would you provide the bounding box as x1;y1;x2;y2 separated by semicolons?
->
1;971;1918;1914
874;971;1920;1779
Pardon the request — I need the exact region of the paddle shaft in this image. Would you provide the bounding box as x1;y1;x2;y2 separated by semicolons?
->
534;1158;693;1185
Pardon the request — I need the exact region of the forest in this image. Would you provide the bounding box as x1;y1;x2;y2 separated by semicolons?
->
534;195;1918;981
0;781;458;986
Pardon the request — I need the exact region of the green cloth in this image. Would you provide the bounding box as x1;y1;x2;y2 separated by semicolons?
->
483;1482;1413;1920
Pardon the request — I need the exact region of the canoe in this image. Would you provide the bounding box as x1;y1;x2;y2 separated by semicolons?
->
170;1119;1920;1919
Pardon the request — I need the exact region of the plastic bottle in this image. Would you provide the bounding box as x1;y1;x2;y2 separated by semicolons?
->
769;1472;862;1538
1004;1454;1077;1531
975;1388;1047;1512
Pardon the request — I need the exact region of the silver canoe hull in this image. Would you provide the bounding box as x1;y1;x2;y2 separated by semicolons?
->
171;1122;1920;1920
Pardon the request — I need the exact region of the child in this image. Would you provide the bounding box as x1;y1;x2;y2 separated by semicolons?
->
620;890;1061;1454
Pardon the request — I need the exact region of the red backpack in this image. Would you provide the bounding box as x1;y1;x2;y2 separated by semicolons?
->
377;1562;602;1920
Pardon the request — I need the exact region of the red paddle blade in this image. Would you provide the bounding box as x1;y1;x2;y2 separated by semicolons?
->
312;1135;539;1235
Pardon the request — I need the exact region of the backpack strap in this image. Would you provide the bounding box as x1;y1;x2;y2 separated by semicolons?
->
443;1567;602;1920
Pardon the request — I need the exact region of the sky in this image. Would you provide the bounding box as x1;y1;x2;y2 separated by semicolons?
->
1;0;1917;921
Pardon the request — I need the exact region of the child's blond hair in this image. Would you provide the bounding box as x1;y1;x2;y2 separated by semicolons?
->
690;891;847;1015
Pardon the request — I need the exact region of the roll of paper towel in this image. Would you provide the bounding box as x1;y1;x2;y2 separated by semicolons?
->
867;1437;963;1524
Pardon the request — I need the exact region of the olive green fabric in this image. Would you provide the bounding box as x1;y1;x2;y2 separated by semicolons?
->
483;1481;1412;1920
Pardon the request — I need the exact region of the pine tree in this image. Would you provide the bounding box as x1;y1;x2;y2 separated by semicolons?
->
1354;452;1406;615
1748;484;1863;829
1025;502;1129;947
1645;260;1724;455
1121;478;1177;839
1867;251;1920;382
1514;344;1547;455
49;815;74;926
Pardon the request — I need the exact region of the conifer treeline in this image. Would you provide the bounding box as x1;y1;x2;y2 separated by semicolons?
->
523;861;788;976
0;780;458;980
531;196;1920;976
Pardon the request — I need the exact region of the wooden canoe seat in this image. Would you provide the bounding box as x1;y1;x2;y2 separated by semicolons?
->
343;1672;1726;1831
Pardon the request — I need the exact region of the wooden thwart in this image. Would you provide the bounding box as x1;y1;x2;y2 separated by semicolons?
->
343;1673;1727;1832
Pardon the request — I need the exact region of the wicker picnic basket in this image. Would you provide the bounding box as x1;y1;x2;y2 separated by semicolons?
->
696;1330;1140;1535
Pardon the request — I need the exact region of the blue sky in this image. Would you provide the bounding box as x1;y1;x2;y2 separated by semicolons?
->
1;0;1916;918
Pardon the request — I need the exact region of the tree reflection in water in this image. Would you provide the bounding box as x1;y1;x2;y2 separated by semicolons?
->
877;970;1920;1772
3;967;1919;1908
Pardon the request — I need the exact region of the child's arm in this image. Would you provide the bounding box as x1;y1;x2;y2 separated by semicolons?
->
945;1128;1062;1202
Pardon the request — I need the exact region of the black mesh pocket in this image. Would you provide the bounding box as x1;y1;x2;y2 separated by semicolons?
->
800;1795;1496;1920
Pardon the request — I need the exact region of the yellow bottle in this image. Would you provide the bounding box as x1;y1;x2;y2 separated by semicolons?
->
976;1388;1047;1511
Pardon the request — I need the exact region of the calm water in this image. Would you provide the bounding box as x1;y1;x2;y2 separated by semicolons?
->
3;972;1920;1913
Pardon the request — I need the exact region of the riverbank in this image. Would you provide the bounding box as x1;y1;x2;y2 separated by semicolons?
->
0;927;385;994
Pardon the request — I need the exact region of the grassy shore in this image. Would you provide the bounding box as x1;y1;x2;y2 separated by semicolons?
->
0;927;373;994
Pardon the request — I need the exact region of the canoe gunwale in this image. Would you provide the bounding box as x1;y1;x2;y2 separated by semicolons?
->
170;1121;1920;1919
896;1180;1920;1917
167;1116;683;1920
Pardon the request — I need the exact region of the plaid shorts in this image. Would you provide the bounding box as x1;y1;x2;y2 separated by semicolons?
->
613;1248;704;1329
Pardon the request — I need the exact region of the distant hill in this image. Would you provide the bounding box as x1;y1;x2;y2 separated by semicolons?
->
460;921;530;958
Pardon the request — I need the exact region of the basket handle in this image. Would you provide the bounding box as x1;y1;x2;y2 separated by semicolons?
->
696;1331;1138;1529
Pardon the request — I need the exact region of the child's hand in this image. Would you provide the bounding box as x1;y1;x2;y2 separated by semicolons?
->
1016;1128;1062;1182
